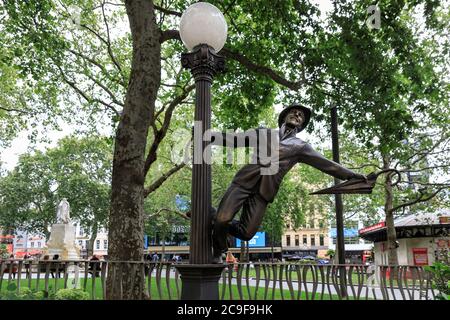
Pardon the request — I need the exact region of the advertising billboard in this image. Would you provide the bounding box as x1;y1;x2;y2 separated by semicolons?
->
236;232;266;247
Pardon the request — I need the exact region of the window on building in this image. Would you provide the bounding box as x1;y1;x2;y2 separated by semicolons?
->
319;220;324;228
344;237;360;244
320;235;324;246
295;235;299;246
310;235;315;246
31;242;34;248
332;238;337;245
331;221;358;229
79;227;84;236
37;242;41;248
104;240;108;249
347;221;358;229
286;235;291;247
78;240;83;246
302;235;307;245
96;240;100;250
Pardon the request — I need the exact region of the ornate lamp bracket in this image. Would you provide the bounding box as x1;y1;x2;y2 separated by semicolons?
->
181;44;225;82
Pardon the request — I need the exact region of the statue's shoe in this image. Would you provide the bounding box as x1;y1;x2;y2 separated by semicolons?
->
211;255;223;264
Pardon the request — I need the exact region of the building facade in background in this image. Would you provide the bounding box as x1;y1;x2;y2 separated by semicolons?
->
329;220;373;264
282;217;330;258
73;224;109;258
359;212;450;266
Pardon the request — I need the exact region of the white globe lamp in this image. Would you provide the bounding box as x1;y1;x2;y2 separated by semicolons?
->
179;2;228;52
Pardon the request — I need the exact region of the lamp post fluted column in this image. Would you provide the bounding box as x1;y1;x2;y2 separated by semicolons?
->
175;45;225;300
182;44;225;264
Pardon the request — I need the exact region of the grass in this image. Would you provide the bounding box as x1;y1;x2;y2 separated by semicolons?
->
1;276;350;300
227;266;421;288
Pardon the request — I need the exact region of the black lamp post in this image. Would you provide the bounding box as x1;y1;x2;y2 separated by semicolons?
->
330;105;348;298
174;2;227;300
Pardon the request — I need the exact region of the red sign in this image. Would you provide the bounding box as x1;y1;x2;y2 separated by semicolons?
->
439;216;449;224
436;239;448;248
413;248;428;266
359;222;386;234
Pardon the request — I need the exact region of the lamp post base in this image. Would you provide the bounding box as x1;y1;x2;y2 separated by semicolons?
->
175;264;225;300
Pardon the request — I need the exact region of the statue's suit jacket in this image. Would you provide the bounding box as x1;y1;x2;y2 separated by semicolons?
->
211;128;358;203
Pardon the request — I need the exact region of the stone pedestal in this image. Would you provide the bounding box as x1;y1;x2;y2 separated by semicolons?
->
45;223;80;260
175;264;225;300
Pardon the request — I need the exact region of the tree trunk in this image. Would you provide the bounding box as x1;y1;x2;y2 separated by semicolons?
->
240;240;246;262
383;155;399;266
271;238;274;262
87;223;98;258
246;240;250;261
106;0;161;300
161;232;166;262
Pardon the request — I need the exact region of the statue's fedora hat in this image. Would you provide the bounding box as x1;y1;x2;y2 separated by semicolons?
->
278;104;311;131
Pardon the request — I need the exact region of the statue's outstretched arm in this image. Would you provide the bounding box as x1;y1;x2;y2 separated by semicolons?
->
210;130;258;148
298;143;365;180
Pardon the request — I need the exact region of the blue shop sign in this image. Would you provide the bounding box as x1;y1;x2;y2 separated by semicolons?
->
330;228;359;238
144;235;149;249
236;232;266;247
175;195;190;211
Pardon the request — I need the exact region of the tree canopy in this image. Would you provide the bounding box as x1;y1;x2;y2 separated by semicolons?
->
0;0;449;296
0;136;112;238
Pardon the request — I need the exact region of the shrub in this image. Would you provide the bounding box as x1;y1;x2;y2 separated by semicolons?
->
0;244;9;259
424;260;450;300
0;285;46;300
54;288;90;300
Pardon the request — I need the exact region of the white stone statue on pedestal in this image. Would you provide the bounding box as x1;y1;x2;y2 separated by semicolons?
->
45;198;80;260
56;198;71;224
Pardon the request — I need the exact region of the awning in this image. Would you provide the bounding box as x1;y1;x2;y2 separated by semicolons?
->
14;250;42;257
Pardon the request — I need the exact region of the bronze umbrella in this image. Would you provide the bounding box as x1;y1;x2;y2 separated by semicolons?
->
310;169;400;195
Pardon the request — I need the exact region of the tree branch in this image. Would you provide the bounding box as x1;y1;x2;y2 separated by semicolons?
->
158;30;307;91
160;29;181;43
0;106;29;114
390;187;446;215
397;134;450;168
79;22;125;81
144;83;195;174
400;165;450;173
147;207;190;220
154;5;182;17
101;1;124;77
58;67;120;117
348;163;383;171
67;48;127;88
84;72;125;107
400;181;450;188
221;47;306;91
144;162;186;197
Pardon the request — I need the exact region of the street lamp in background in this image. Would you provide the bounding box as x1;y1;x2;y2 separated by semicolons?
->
174;2;227;300
330;104;348;298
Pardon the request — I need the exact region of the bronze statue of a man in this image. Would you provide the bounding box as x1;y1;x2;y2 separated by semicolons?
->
211;104;366;262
